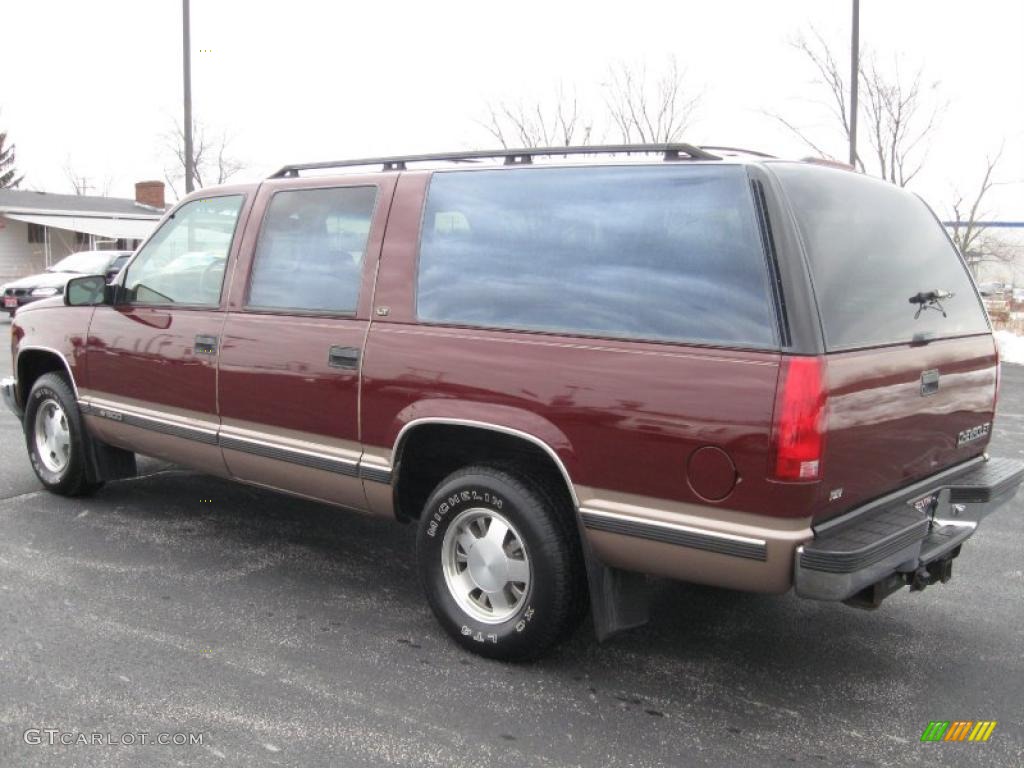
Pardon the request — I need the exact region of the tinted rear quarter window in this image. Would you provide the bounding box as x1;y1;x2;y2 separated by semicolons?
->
416;165;778;348
772;164;989;350
248;186;376;314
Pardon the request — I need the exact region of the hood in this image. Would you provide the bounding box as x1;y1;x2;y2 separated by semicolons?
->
15;294;66;314
4;271;76;290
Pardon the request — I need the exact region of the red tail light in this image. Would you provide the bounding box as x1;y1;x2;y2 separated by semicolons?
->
993;348;1002;418
770;356;827;482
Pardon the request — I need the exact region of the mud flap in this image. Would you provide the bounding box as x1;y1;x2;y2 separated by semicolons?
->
84;435;137;483
577;520;649;641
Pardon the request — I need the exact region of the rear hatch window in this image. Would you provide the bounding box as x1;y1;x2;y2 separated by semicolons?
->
772;164;989;351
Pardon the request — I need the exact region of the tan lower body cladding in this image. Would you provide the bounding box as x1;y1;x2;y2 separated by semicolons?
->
78;393;381;516
576;486;813;594
78;394;809;591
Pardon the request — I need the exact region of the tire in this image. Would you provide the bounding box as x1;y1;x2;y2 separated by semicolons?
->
416;465;586;661
24;372;103;496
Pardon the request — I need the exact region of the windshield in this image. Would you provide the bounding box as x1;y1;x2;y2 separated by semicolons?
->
772;164;990;350
49;251;115;274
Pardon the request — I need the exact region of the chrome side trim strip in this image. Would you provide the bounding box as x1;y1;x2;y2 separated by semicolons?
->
580;507;768;562
358;464;393;484
80;398;393;483
80;401;218;445
219;433;360;477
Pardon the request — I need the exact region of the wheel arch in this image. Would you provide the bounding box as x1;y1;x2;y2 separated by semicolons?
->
392;416;580;516
17;347;79;406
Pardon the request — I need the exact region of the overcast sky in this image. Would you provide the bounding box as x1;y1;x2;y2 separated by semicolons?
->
3;0;1022;219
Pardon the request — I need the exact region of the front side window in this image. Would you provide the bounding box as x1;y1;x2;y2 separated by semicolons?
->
123;195;244;306
247;186;376;314
416;165;778;348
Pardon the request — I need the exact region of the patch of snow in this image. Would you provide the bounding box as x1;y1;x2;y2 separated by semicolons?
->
995;330;1024;366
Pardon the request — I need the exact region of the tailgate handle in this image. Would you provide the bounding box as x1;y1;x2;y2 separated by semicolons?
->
921;369;940;396
328;345;360;370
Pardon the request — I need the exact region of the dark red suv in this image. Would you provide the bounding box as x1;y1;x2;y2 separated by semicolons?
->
3;145;1021;660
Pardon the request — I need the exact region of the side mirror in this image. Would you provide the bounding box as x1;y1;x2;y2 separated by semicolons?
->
65;275;108;306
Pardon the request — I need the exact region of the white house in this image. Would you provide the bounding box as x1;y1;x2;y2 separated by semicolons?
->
0;181;167;284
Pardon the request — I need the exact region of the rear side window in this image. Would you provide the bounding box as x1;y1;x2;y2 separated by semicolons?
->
772;164;989;350
248;186;376;314
416;165;778;348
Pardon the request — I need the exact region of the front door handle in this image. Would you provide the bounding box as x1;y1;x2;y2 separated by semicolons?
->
195;334;218;354
328;345;360;370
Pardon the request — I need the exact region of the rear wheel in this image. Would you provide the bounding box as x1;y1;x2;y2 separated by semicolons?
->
24;373;102;496
416;465;585;661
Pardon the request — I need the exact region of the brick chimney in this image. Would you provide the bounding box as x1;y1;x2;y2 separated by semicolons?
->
134;180;165;210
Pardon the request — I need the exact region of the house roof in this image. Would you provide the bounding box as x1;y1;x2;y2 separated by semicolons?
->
0;188;165;219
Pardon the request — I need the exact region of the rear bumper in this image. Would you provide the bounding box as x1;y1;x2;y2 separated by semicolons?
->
795;456;1024;602
1;376;21;420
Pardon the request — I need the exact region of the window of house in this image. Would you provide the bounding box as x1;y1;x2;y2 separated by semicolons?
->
27;223;44;244
247;186;377;314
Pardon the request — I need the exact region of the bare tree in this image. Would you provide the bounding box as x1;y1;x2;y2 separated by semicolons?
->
771;29;942;186
948;146;1012;274
480;59;701;150
163;118;245;199
604;57;701;144
482;86;593;149
62;155;114;196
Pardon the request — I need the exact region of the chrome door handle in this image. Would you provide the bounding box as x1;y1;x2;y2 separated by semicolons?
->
328;346;360;370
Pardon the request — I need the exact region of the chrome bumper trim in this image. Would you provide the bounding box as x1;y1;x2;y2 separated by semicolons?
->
795;457;1024;602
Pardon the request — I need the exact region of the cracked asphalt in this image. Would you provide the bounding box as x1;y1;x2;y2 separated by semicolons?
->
1;317;1022;767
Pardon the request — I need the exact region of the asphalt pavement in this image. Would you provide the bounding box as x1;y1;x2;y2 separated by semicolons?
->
1;315;1022;767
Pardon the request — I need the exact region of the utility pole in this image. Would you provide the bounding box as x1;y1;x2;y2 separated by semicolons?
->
183;0;194;194
849;0;860;168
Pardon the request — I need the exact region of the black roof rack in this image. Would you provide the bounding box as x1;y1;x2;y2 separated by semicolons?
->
698;145;777;159
269;143;722;179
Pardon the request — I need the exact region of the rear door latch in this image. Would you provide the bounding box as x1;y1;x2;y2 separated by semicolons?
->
920;369;940;396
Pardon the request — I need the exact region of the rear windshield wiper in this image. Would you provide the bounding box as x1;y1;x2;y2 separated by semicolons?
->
909;289;954;319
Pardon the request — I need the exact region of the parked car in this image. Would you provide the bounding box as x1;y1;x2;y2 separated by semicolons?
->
977;281;1008;297
104;251;133;284
2;145;1021;660
2;250;133;315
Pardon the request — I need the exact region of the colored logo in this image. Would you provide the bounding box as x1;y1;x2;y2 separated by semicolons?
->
921;721;997;742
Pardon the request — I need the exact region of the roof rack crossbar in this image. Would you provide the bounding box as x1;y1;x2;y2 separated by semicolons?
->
269;143;721;178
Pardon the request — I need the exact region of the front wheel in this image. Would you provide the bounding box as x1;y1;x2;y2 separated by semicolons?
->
24;373;102;496
416;465;585;661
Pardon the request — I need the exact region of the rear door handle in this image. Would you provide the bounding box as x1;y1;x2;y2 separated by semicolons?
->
328;345;360;370
195;334;218;354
